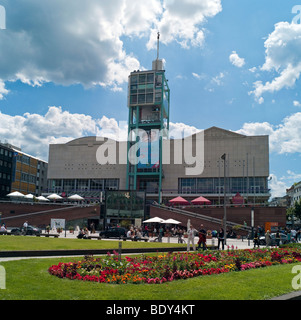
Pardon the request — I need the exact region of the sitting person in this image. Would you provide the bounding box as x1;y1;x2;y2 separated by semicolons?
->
77;228;85;239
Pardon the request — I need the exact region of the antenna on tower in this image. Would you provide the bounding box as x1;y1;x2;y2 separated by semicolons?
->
157;31;160;60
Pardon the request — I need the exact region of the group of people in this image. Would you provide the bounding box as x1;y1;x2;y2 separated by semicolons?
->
186;224;226;251
253;226;301;248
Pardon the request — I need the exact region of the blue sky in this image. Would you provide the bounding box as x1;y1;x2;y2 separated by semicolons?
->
0;0;301;198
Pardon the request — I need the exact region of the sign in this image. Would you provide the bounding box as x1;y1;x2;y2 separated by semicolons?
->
51;219;65;229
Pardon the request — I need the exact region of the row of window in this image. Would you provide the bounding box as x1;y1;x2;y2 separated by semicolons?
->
178;177;268;194
48;179;119;193
0;148;13;157
21;173;36;184
0;172;11;180
0;159;12;168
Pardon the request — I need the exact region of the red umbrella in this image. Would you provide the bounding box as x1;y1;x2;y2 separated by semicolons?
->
191;196;211;205
232;193;244;205
169;196;190;205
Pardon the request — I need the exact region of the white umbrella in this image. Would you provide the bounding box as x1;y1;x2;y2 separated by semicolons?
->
47;193;63;200
143;217;166;223
6;191;25;198
24;194;35;199
36;196;50;202
68;194;84;201
164;218;181;225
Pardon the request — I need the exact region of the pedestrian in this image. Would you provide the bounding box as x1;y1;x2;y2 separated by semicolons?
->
197;224;207;251
275;231;281;247
187;225;196;251
23;221;28;235
217;227;224;250
265;230;271;247
253;231;260;248
158;226;164;242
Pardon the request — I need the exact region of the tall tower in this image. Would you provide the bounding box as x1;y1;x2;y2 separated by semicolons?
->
126;33;170;203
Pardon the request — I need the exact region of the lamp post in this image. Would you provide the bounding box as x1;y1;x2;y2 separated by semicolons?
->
221;153;227;246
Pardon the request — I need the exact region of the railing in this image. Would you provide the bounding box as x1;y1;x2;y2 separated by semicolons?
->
152;204;252;232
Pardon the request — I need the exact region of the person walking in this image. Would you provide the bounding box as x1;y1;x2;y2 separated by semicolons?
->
253;231;260;248
187;225;196;251
275;231;281;247
23;221;28;235
265;230;271;247
217;227;224;250
197;225;207;251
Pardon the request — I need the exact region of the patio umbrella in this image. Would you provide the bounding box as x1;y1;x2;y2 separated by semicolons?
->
191;196;211;205
169;196;190;205
164;218;181;225
24;194;35;199
68;194;84;201
36;196;50;202
143;217;166;223
47;193;63;200
6;191;25;198
232;193;244;205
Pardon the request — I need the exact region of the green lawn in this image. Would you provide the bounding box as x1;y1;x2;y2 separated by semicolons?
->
0;235;185;251
0;257;299;300
0;236;300;300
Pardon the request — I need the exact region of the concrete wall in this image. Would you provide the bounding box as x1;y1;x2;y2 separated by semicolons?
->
0;202;100;228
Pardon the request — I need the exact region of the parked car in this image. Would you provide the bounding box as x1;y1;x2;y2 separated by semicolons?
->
259;233;288;246
99;227;127;239
10;225;41;236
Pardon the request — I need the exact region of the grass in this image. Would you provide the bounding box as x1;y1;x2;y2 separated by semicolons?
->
0;236;300;300
0;235;185;251
0;256;300;300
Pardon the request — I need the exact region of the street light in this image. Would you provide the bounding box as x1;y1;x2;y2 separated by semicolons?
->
221;153;227;246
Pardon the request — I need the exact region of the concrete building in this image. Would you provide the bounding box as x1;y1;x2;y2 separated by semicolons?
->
47;126;270;205
287;181;301;207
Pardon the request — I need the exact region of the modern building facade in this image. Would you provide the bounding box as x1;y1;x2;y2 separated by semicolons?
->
0;143;48;197
47;127;270;205
287;181;301;207
0;143;14;198
47;41;270;205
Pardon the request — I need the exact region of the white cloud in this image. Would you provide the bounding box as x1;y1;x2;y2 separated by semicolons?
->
268;173;288;198
0;0;222;92
229;51;245;68
0;106;201;161
250;22;301;102
147;0;222;49
0;80;9;99
237;112;301;154
293;100;301;107
211;72;225;86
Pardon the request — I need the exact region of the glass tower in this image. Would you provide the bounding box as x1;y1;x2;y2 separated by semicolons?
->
126;34;170;203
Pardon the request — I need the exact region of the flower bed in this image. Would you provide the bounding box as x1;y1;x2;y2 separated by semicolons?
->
48;248;301;285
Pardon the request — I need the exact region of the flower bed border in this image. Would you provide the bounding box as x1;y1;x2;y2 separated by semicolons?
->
48;248;301;285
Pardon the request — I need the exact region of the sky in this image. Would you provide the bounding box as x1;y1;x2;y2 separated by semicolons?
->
0;0;301;198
